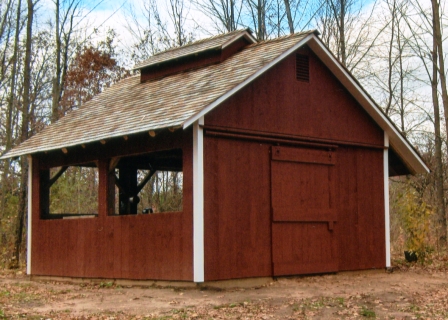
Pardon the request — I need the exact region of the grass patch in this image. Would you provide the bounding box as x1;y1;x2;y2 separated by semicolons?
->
360;306;376;318
99;281;114;288
0;291;10;297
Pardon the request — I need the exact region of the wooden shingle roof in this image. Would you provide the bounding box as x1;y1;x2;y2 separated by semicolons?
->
3;31;315;159
2;29;429;175
133;29;256;70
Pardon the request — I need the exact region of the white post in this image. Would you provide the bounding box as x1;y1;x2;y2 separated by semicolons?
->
384;133;391;268
27;155;32;275
193;117;204;282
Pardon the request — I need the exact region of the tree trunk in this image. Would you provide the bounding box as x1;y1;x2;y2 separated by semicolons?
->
385;0;395;116
257;0;266;40
339;0;346;66
51;0;60;123
284;0;294;34
12;0;34;267
1;0;21;216
430;17;447;248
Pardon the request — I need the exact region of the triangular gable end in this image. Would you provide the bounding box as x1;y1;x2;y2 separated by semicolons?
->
182;34;429;175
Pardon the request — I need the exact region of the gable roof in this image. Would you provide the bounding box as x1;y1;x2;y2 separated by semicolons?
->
1;30;428;174
133;29;257;70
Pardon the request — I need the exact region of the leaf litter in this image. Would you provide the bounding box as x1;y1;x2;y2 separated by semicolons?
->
1;256;448;319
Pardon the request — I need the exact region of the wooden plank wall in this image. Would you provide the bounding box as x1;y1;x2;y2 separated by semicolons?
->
335;147;385;270
205;47;384;148
203;47;386;280
203;139;385;280
204;137;272;280
31;130;193;281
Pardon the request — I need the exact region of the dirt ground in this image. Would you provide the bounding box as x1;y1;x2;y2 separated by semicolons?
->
1;258;448;319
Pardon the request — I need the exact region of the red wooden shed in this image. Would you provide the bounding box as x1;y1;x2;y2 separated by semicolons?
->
3;29;429;283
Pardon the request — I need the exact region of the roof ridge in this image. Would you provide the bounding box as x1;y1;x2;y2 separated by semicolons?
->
249;30;319;47
151;29;252;57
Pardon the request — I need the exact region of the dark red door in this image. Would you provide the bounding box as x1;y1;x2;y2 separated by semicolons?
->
271;146;338;276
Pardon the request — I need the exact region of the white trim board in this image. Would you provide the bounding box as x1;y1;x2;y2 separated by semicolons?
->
27;155;32;275
193;118;205;282
384;133;391;267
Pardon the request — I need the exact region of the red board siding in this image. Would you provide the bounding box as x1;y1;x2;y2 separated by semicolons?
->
272;222;338;275
31;130;193;281
205;48;383;147
203;137;385;279
335;147;385;270
202;47;386;278
204;137;272;281
271;146;339;276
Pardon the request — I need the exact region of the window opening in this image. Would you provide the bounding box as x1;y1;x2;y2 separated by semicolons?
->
41;163;98;219
110;149;183;215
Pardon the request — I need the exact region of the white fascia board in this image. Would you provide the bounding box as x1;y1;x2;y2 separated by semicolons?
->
307;38;429;175
222;31;257;49
182;34;315;129
27;155;32;275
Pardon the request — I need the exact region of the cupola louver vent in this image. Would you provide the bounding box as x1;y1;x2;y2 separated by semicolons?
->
296;54;309;82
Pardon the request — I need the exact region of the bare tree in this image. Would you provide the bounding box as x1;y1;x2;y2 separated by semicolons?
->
402;0;447;247
124;0;194;63
51;0;82;123
245;0;268;40
430;0;447;246
315;0;382;70
192;0;243;33
2;0;23;209
168;0;191;46
13;0;36;266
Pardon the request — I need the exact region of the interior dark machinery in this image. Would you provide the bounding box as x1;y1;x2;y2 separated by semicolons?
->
110;148;183;215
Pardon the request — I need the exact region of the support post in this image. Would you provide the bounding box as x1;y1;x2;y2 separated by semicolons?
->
384;132;391;268
26;155;32;275
193;117;204;282
98;159;110;218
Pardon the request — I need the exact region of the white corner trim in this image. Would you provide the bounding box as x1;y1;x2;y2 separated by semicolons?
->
384;133;391;268
182;34;315;129
193;118;205;282
27;155;32;275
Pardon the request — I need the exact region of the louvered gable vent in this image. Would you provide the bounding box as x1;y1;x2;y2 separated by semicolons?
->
296;54;309;82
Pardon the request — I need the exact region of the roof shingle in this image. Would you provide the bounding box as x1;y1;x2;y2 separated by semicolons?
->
3;31;315;158
133;29;256;70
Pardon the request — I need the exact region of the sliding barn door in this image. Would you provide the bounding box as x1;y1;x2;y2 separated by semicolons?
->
271;146;338;276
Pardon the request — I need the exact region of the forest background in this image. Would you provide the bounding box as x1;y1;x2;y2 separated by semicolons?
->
0;0;447;267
